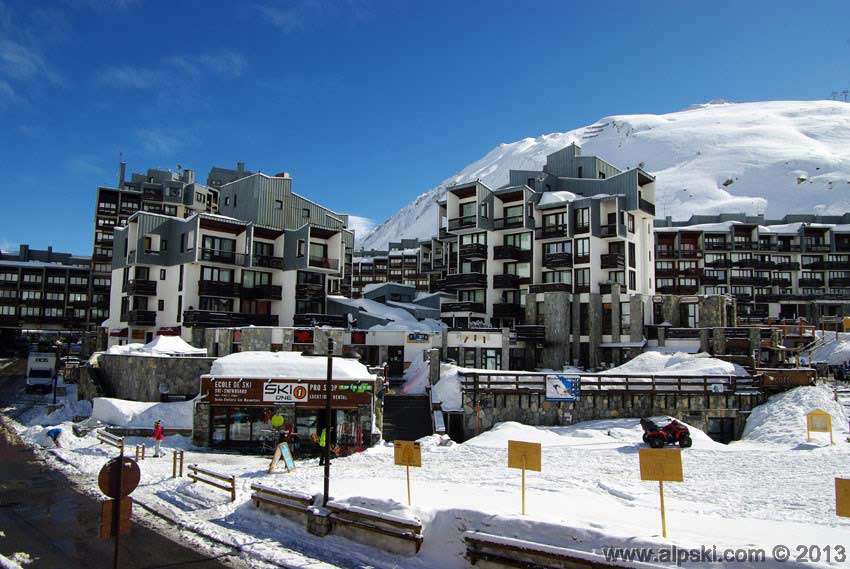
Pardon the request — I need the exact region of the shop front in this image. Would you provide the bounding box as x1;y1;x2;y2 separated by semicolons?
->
196;375;376;456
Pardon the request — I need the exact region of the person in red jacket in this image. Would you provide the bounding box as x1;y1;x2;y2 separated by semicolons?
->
152;419;165;457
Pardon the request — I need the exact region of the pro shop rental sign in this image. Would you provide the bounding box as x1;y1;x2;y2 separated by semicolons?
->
200;377;372;409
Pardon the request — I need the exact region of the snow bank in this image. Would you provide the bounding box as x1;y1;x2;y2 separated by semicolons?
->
399;356;429;395
15;385;92;427
602;351;748;377
741;385;848;446
431;363;464;411
209;351;375;380
105;336;206;357
809;332;850;365
465;422;571;448
92;398;193;430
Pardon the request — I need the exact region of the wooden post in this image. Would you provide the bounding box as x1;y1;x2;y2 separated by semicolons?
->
406;465;411;506
231;475;237;503
521;456;526;516
659;480;667;538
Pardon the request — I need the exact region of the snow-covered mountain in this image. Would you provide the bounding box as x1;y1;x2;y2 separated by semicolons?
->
359;100;850;250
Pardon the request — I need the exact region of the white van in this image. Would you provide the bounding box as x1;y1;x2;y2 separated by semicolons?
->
26;352;56;393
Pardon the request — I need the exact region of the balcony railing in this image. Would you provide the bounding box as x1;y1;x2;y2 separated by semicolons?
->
441;301;486;313
805;244;831;252
493;303;524;318
183;310;280;327
701;275;725;285
573;224;590;235
293;313;345;327
830;277;850;287
771;278;792;288
680;248;703;259
775;262;800;271
639;198;655;215
493;216;524;230
458;243;488;259
735;259;775;270
599;224;618;238
442;273;487;290
241;284;283;300
448;216;476;231
296;282;325;300
542;252;573;268
704;241;731;251
679;267;703;277
199;248;249;266
529;282;572;294
600;253;625;269
655;246;676;258
122;279;157;296
198;280;241;297
733;241;754;250
493;274;520;289
655;268;677;278
777;243;801;252
799;278;825;287
493;245;531;262
120;309;156;326
514;325;544;342
309;256;340;270
535;225;568;239
657;285;699;295
253;254;285;270
730;276;770;287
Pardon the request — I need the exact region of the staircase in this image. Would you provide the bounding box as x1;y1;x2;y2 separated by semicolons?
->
382;395;433;442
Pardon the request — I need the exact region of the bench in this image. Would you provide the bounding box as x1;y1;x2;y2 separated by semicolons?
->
250;484;313;525
326;501;423;556
187;464;236;502
96;429;124;453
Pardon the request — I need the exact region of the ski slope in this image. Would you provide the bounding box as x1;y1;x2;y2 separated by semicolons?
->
361;100;850;250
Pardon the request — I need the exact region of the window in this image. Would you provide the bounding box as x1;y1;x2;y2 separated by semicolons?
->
296;240;306;258
233;195;237;207
574;208;590;230
628;242;636;268
225;197;230;206
628;214;635;233
158;299;164;311
621;301;631;330
177;296;182;322
629;270;636;290
199;297;234;311
274;200;283;210
254;241;274;257
574;268;590;287
178;265;184;291
503;232;531;249
544;241;571;254
243;271;271;288
460;202;476;218
542;270;571;284
201;266;234;282
574;238;590;259
160;269;166;280
302;208;310;218
460;232;487;245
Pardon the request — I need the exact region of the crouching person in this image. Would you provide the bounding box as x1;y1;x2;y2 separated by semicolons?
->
46;427;62;448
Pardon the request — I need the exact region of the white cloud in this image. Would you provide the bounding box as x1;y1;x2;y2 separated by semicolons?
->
97;65;158;89
136;128;197;155
99;51;248;89
0;38;62;85
347;215;376;243
167;50;246;78
0;77;14;100
253;3;304;33
0;238;18;254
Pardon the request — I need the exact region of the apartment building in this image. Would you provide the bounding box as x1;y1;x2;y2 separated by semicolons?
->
427;143;657;369
106;171;354;346
0;245;91;335
654;213;850;325
89;163;230;335
352;238;433;297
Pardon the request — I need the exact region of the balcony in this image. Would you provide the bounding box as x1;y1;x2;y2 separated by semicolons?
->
241;284;283;300
775;261;800;271
756;242;778;251
535;225;569;239
777;243;801;252
799;278;825;288
574;284;590;294
439;227;453;239
183;310;279;327
655;246;676;258
705;258;733;268
296;282;325;300
755;294;780;303
680;248;703;259
655;268;677;278
493;245;531;262
441;302;486;313
199;249;249;267
493;274;520;289
253;254;285;270
836;241;850;253
529;282;572;294
458;243;488;260
657;285;699;295
542;252;573;268
802;259;827;270
122;279;157;296
601;253;625;269
120;309;156;326
198;280;241;297
733;241;754;250
599;224;618;238
448;216;476;231
701;275;725;285
639;198;655;215
829;277;850;287
492;303;524;318
429;260;447;272
0;314;20;326
771;278;792;288
735;259;776;270
730;276;770;287
704;241;731;251
573;224;590;235
493;215;524;230
806;244;831;253
93;252;112;262
679;267;703;277
825;261;850;270
442;273;487;290
514;325;544;342
293;313;344;327
243;313;280;326
309;256;340;271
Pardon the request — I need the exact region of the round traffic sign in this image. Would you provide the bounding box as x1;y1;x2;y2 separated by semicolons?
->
271;414;284;428
98;457;141;499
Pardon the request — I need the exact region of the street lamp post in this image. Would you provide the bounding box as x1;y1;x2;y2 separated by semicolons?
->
322;338;333;507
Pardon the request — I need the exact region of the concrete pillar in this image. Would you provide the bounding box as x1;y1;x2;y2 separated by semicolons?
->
713;327;726;355
611;284;622;343
699;328;711;353
474;348;482;369
749;327;761;359
589;294;603;369
571;295;581;367
630;296;644;342
378;345;389;365
428;349;440;384
543;291;571;370
657;325;666;347
525;295;538;324
501;328;511;371
699;296;726;328
661;296;680;327
192;402;210;447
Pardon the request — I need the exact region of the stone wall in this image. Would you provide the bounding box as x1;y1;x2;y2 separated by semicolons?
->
460;390;764;442
97;354;215;401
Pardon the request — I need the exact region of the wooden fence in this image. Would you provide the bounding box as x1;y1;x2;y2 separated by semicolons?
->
96;430;124;453
188;465;236;502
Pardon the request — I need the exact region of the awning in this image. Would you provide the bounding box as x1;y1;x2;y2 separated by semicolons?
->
156;326;182;336
110;328;128;337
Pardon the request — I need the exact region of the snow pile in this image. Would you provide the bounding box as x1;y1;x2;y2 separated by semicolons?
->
105;343;145;355
465;421;572;448
399;356;429;395
209;350;375;380
741;385;849;446
105;336;206;357
361;100;850;249
602;351;748;377
0;553;23;569
15;384;92;427
92;398;193;430
431;363;464;411
808;332;850;365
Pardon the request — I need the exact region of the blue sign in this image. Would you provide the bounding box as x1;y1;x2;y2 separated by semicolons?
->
545;375;581;402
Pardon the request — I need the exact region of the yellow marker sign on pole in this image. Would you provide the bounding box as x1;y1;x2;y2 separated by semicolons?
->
394;441;422;505
508;440;541;516
806;409;834;445
836;478;850;518
639;448;684;538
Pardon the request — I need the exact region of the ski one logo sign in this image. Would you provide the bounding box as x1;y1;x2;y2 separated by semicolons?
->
263;382;309;403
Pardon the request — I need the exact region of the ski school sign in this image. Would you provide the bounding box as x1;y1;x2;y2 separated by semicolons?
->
200;377;373;409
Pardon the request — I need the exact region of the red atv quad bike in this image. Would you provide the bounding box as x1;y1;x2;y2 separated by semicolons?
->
640;417;693;448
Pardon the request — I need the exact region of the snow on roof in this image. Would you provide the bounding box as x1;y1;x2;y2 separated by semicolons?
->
208;351;375;380
329;295;419;323
0;260;89;269
600;351;749;376
655;221;743;233
537;190;579;207
369;318;444;333
141;335;207;356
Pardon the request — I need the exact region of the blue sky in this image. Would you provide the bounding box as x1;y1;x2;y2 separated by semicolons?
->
1;0;848;255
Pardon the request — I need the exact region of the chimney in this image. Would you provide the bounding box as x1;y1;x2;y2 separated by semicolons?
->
118;162;126;188
237;161;245;174
19;244;29;261
47;245;53;262
184;169;195;184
